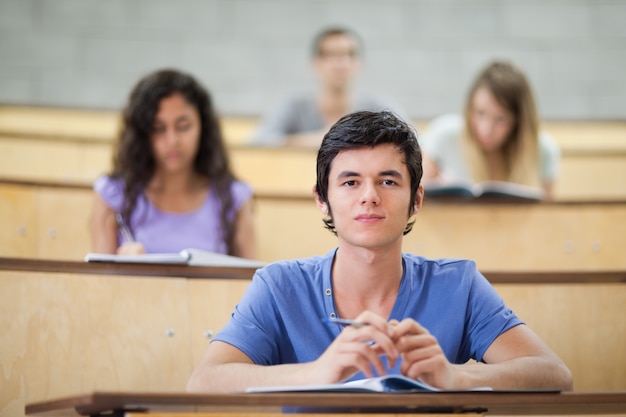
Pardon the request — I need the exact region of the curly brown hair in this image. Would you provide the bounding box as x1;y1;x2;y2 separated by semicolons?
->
111;68;239;254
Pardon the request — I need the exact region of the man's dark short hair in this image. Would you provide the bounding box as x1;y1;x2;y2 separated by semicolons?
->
311;26;362;59
315;110;423;235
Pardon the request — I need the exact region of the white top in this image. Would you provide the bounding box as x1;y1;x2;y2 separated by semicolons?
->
420;114;561;182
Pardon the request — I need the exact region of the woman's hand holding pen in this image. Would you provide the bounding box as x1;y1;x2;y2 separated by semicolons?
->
314;311;398;384
114;213;146;255
116;241;146;255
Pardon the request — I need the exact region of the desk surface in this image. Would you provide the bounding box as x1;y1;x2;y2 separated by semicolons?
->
1;257;625;284
24;391;626;416
0;257;626;284
0;257;257;280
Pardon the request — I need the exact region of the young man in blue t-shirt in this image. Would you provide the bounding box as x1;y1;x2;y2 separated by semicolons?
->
188;110;572;393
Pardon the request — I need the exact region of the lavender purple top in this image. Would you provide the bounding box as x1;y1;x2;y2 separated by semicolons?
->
94;175;253;254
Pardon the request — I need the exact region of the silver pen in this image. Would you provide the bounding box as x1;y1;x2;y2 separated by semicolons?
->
323;317;395;332
323;317;370;328
115;213;135;243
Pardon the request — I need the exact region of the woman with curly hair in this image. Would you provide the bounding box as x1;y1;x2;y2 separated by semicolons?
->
90;69;256;258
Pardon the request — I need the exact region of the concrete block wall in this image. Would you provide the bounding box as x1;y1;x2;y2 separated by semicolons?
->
0;0;624;120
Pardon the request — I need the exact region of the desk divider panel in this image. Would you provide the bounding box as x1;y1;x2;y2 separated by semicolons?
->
1;261;625;417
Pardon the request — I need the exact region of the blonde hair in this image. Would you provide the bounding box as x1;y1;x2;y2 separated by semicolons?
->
462;61;541;187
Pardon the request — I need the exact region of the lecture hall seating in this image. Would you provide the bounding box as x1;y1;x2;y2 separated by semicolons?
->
1;106;625;417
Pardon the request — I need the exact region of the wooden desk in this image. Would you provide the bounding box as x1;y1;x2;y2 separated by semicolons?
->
0;106;257;146
24;390;626;416
1;105;625;201
0;259;254;417
1;258;625;417
257;195;626;270
2;179;626;270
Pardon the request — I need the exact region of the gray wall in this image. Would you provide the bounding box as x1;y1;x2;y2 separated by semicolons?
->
1;0;625;120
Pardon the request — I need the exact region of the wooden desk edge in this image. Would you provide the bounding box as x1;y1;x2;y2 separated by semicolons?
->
24;391;626;416
0;257;257;280
1;257;625;284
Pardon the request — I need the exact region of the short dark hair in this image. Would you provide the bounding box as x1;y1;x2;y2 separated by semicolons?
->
311;26;362;58
315;110;423;235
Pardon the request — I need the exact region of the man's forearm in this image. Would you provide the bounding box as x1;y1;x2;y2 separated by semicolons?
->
187;361;313;393
457;355;573;391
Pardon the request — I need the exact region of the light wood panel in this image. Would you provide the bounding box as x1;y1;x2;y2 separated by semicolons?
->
252;197;336;262
0;135;112;184
230;147;317;196
3;105;625;149
188;279;251;367
545;121;626;152
407;202;626;271
1;266;624;417
2;133;625;201
0;183;38;257
254;197;626;270
0;270;192;417
1;105;625;201
37;187;93;259
2;181;625;270
0;183;92;261
0;106;120;142
556;155;626;200
0;106;257;146
494;283;626;391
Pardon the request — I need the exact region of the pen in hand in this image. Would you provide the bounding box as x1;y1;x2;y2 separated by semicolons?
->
323;317;370;328
115;213;135;243
323;317;396;350
323;317;396;331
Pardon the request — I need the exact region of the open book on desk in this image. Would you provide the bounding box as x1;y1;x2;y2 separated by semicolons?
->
85;248;265;268
423;179;544;201
246;374;492;393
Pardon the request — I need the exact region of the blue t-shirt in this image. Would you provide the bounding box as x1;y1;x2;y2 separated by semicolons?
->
214;249;522;380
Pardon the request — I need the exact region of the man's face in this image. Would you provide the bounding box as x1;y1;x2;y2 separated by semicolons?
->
313;34;361;91
318;144;421;250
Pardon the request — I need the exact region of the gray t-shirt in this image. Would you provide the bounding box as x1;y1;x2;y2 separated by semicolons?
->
250;93;401;146
420;114;560;182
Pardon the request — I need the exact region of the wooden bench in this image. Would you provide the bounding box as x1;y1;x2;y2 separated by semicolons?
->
0;105;257;146
1;106;624;201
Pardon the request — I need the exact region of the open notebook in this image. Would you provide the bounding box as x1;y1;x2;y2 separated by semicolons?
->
246;375;492;393
85;248;265;268
423;180;544;201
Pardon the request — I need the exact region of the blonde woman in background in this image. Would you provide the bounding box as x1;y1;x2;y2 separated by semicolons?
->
421;60;560;199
